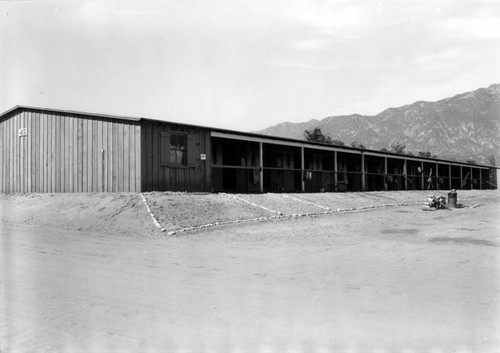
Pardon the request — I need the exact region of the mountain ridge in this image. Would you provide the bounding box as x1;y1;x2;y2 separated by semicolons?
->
257;84;500;165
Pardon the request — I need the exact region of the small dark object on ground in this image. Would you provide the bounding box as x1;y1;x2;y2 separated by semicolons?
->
422;195;447;211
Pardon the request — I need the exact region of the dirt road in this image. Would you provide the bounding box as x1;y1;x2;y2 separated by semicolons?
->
1;196;499;352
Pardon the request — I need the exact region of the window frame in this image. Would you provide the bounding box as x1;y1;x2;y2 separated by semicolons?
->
160;131;198;168
169;133;187;166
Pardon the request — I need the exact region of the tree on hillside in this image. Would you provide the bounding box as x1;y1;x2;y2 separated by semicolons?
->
488;155;496;166
304;128;332;144
304;128;345;145
418;151;432;158
389;141;406;154
466;157;477;164
351;141;366;149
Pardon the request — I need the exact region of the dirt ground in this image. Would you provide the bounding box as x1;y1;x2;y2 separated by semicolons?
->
1;190;499;352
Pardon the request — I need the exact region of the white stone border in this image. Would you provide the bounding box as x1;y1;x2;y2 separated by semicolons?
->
278;194;330;210
140;193;166;232
161;193;499;236
220;193;283;215
167;201;420;236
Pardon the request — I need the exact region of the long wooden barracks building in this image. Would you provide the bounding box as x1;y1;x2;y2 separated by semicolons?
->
0;105;497;193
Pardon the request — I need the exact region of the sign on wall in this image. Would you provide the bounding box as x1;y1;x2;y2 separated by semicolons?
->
18;128;27;137
200;153;207;160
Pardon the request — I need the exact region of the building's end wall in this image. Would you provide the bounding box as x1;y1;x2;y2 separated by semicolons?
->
0;109;142;193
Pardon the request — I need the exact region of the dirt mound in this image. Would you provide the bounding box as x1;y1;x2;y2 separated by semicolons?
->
143;192;271;230
0;193;155;236
1;190;498;236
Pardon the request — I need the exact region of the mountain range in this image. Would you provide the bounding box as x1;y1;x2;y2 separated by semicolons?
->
257;84;500;165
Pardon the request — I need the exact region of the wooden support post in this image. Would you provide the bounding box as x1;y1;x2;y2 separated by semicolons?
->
470;167;473;189
448;164;452;190
206;133;211;193
334;151;338;191
384;157;388;191
421;161;425;190
301;147;305;192
403;159;408;190
259;142;263;193
361;153;366;191
460;166;463;190
435;162;439;190
479;169;482;190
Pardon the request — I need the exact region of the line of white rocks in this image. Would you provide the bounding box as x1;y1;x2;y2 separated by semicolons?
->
220;192;283;215
278;193;331;210
146;192;498;236
165;201;420;236
140;193;166;232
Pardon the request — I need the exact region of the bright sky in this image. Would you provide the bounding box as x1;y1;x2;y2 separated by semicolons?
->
1;0;499;131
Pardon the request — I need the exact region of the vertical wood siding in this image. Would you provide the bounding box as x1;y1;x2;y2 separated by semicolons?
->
0;110;141;193
140;121;211;192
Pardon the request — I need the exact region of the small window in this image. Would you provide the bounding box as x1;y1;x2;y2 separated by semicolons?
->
170;134;186;165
